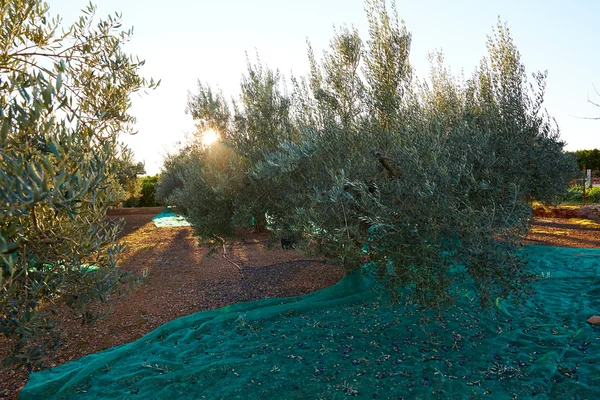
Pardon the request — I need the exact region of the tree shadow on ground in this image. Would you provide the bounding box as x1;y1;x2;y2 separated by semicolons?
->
242;259;339;300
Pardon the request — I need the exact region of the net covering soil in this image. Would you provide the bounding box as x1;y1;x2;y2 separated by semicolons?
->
151;211;191;227
21;245;600;399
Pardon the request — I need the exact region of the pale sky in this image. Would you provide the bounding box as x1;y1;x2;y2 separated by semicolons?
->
49;0;600;175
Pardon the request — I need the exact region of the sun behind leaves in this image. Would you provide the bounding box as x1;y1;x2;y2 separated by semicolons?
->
160;0;576;308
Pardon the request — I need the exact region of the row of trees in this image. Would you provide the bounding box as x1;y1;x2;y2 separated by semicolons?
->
158;0;577;308
1;0;157;368
572;148;600;171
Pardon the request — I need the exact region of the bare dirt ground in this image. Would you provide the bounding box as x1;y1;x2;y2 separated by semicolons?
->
1;209;344;398
525;217;600;248
2;210;600;399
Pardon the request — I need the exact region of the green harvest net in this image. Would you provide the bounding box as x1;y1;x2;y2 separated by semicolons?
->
152;210;191;227
21;245;600;399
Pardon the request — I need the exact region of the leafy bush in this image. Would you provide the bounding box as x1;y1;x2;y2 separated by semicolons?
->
0;1;157;368
156;148;197;211
562;185;600;204
159;0;574;308
163;143;245;241
116;146;146;207
138;175;160;207
124;174;160;207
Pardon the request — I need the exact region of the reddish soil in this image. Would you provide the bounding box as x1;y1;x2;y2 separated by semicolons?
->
0;209;343;399
525;217;600;248
2;209;600;399
106;207;164;216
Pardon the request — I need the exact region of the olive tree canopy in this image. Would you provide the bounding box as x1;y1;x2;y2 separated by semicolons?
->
0;0;157;367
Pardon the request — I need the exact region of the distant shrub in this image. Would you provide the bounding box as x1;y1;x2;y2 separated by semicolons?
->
116;147;146;207
156;149;194;208
563;185;600;203
572;149;600;171
138;175;160;207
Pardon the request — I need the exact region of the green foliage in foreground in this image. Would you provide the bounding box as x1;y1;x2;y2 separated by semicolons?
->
159;0;576;307
0;0;157;368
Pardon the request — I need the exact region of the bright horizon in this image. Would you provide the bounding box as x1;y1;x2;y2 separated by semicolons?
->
49;0;600;175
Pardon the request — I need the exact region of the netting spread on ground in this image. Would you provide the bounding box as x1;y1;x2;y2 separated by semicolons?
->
152;210;191;227
21;245;600;399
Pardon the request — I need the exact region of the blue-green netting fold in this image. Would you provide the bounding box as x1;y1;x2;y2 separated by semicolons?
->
21;245;600;399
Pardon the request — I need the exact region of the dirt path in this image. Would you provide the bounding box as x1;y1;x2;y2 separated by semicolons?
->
0;210;344;398
2;210;600;399
525;217;600;248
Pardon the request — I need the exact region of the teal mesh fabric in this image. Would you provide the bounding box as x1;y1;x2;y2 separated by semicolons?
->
21;245;600;399
151;211;191;227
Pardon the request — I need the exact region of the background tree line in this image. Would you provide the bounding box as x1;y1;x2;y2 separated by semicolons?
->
571;148;600;171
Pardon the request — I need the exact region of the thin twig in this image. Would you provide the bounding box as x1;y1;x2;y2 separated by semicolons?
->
219;239;251;301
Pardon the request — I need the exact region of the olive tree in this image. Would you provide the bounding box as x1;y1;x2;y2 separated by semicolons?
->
251;3;575;306
0;0;157;367
162;0;575;307
166;57;294;239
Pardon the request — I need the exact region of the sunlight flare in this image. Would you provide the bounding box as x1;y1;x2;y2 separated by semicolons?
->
201;129;220;147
